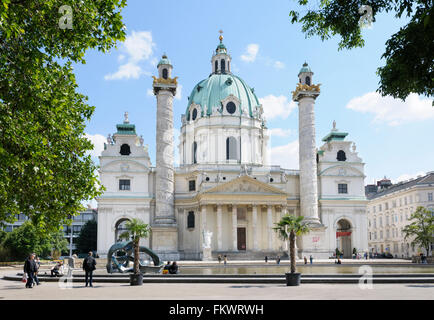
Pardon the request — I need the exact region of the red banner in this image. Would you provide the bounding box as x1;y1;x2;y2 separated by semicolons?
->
336;231;351;237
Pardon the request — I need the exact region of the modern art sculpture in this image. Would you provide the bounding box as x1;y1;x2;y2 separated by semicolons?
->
106;241;164;274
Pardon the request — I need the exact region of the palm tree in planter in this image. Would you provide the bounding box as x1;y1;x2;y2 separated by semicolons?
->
122;218;151;286
273;214;310;286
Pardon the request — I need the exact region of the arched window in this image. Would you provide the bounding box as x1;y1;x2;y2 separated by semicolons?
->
192;108;197;121
226;136;238;160
337;150;347;161
120;144;131;156
187;211;195;229
192;141;197;164
221;59;225;73
305;76;311;86
162;68;168;79
215;60;218;73
115;219;130;242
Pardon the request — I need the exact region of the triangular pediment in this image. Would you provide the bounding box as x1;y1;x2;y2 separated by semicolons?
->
202;175;287;195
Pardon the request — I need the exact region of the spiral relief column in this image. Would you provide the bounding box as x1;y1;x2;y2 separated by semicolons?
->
151;54;180;260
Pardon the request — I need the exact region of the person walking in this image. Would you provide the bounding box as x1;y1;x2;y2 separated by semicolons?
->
83;251;96;287
217;255;222;264
265;256;268;263
23;253;37;288
276;256;281;265
33;255;41;286
309;255;313;264
223;255;227;265
304;256;307;264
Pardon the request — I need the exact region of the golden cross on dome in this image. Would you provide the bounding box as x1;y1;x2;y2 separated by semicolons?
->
219;29;223;42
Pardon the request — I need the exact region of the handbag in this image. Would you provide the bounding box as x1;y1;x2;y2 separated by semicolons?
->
21;273;28;283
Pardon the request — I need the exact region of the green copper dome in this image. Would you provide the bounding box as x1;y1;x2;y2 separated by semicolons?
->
186;73;260;118
298;62;312;75
157;54;171;67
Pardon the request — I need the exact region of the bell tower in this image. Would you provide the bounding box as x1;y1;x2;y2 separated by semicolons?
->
151;54;180;260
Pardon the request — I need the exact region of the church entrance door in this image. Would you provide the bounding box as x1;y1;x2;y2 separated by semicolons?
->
237;227;246;251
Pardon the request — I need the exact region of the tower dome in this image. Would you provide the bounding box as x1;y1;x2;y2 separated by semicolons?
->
179;34;268;167
186;74;261;119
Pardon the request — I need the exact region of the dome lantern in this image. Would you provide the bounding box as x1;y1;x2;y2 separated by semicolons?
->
298;62;314;86
211;30;231;74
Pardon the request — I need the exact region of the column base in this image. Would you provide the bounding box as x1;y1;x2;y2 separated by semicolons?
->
297;224;331;259
151;225;179;261
202;248;212;261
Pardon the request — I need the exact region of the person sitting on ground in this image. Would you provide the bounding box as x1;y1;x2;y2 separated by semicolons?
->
168;261;179;274
50;261;63;277
162;261;171;274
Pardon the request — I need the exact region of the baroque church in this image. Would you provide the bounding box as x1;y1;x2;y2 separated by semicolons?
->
96;35;368;260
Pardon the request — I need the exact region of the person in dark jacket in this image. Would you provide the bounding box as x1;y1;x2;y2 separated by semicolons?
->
83;251;96;287
168;261;179;274
33;255;41;286
23;253;37;288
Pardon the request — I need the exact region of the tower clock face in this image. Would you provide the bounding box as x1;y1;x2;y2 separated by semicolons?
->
226;102;236;114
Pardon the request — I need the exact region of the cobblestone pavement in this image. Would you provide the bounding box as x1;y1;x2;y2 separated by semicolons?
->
1;270;433;300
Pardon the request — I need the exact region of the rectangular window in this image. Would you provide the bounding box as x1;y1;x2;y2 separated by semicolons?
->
373;206;376;213
428;193;433;202
119;179;131;191
385;202;388;210
379;204;382;212
189;180;196;191
338;184;348;194
73;225;81;234
380;231;383;239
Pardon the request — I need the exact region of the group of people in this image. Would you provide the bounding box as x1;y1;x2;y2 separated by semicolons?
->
217;254;228;265
23;251;97;288
163;261;179;274
264;256;281;264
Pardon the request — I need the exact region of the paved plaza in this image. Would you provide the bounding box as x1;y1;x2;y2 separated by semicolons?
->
1;270;433;300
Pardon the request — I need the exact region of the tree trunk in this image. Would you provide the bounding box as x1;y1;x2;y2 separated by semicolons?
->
290;231;296;274
134;238;140;274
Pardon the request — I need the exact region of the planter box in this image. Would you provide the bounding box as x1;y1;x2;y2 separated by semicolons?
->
130;273;143;286
285;273;301;286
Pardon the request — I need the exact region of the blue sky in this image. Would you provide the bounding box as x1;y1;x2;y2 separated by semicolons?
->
75;0;434;186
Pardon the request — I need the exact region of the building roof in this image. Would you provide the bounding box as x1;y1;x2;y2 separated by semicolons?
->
367;172;434;200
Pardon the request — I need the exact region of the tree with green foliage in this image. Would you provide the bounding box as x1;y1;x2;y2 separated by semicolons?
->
2;221;68;261
122;219;151;275
402;206;434;256
0;0;127;233
289;0;433;102
75;219;97;254
274;215;310;274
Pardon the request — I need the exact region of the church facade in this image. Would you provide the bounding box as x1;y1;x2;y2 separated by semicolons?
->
97;36;368;260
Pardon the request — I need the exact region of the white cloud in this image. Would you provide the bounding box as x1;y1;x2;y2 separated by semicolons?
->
85;133;106;159
392;171;426;184
105;30;156;81
104;62;142;80
268;128;292;137
147;88;154;97
241;44;259;62
346;92;434;126
175;84;182;100
270;140;299;169
259;95;297;120
274;61;285;69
